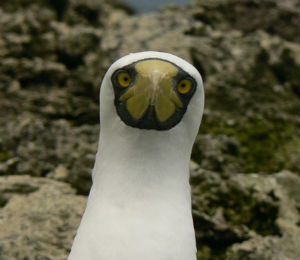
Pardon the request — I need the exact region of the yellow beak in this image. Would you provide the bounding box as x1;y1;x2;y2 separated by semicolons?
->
120;59;183;122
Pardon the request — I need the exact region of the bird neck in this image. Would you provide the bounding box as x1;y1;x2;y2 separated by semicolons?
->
69;125;197;259
93;125;193;202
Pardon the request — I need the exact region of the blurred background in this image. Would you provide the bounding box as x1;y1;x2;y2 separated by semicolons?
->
121;0;190;13
0;0;299;259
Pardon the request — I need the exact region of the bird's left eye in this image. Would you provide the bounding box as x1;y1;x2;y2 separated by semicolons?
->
177;79;192;94
117;72;131;88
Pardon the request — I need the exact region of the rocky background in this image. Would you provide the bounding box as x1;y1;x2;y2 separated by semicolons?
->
0;0;299;259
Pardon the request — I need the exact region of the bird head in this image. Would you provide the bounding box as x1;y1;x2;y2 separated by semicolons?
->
100;51;204;135
98;51;204;156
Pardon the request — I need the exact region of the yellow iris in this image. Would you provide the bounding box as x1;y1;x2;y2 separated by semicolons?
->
177;79;192;94
117;72;131;87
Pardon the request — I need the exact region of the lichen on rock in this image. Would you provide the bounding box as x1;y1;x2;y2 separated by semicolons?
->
191;168;300;260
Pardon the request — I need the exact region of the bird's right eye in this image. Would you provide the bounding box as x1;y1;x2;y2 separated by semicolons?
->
117;72;131;88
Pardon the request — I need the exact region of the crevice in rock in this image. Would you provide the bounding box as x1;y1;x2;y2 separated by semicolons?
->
193;211;248;260
0;194;9;208
74;4;99;26
47;0;69;20
56;51;83;70
190;49;206;82
3;183;39;194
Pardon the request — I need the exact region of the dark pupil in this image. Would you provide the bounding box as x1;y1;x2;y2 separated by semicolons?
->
123;76;128;81
181;83;186;88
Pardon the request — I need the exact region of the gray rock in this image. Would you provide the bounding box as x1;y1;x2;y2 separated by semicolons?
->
101;7;194;64
0;0;113;196
190;168;300;260
192;134;241;174
62;0;130;27
194;0;300;43
0;113;98;194
0;175;86;260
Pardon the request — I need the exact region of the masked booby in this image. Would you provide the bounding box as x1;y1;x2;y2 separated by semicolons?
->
68;51;204;260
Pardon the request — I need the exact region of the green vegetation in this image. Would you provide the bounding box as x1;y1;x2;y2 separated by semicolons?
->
0;144;12;162
195;117;299;173
197;245;212;260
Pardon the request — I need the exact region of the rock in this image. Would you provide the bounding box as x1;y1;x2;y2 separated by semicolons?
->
0;175;86;260
101;7;194;64
0;113;98;194
51;21;102;69
48;164;69;181
190;168;300;260
0;0;115;196
225;234;299;260
194;0;300;43
192;134;241;174
62;0;130;27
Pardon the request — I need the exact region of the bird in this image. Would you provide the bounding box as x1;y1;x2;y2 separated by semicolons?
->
68;51;204;260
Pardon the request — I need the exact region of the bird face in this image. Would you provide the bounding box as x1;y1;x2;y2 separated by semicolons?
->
111;58;197;130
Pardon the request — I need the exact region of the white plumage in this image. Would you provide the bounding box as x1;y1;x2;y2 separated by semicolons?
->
68;51;204;260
